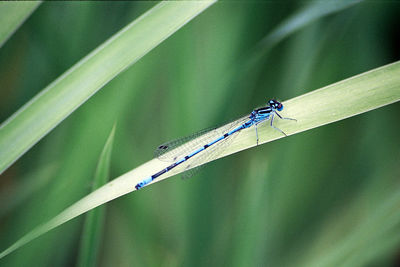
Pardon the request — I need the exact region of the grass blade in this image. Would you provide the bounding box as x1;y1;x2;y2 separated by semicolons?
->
0;2;41;48
305;191;400;267
0;1;216;174
258;0;362;51
77;125;115;267
0;163;57;217
237;0;363;96
0;60;399;260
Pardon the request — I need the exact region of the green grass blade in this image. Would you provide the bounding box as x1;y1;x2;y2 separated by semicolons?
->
0;1;216;174
305;191;400;267
0;2;41;48
77;125;115;267
0;60;399;260
258;0;362;50
0;163;57;217
239;0;363;91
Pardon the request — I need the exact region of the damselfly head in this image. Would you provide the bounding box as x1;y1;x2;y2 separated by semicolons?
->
268;99;283;111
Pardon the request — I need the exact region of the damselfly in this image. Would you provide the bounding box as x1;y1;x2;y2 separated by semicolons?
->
135;99;296;190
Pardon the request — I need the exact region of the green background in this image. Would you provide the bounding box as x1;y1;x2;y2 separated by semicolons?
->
1;2;399;266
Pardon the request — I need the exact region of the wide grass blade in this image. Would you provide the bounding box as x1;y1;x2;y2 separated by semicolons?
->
77;125;115;267
0;1;216;174
0;60;399;259
0;2;41;48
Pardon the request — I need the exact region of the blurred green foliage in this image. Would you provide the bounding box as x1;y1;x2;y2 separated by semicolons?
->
0;1;399;266
78;126;114;267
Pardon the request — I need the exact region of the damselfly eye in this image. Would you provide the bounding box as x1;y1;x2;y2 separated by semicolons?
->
277;103;283;111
